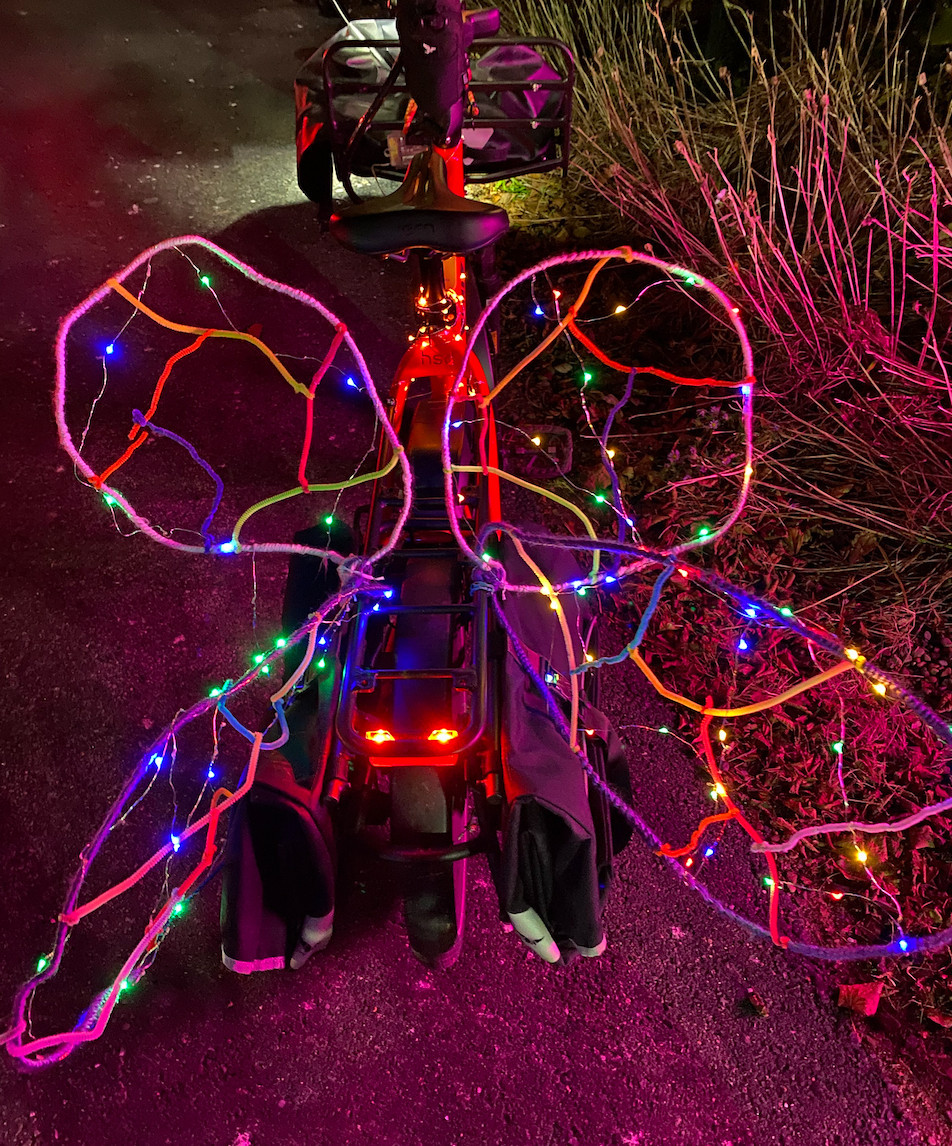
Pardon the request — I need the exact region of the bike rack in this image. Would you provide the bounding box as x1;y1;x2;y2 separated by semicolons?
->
335;586;490;760
322;37;575;203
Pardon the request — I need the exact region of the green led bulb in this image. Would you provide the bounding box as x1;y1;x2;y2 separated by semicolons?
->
253;653;265;665
317;657;326;670
831;740;844;754
582;371;593;384
36;956;49;973
275;637;287;648
658;726;670;734
103;493;117;507
324;515;334;526
779;607;793;617
199;274;211;287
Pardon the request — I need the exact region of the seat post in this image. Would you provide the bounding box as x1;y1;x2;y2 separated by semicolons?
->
414;252;452;329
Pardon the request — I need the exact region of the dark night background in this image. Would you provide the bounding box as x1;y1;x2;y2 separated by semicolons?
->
0;1;948;1143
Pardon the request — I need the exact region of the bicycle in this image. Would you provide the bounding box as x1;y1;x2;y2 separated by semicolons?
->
17;0;951;1077
218;0;622;971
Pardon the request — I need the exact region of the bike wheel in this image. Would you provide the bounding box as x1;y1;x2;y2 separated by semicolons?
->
390;767;469;967
389;556;468;967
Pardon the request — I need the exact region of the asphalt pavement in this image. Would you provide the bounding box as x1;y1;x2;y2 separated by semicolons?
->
0;1;946;1143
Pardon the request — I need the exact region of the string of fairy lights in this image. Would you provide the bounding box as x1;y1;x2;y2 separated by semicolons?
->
4;235;951;1069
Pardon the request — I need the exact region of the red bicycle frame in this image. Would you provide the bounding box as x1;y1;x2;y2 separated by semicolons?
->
362;140;502;550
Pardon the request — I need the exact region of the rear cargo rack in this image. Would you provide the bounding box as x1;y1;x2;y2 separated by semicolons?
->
322;37;575;203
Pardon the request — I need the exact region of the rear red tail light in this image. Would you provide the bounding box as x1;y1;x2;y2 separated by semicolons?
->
427;728;459;744
366;729;395;744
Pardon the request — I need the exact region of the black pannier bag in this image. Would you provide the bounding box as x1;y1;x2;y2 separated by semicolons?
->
294;19;574;216
497;535;633;965
220;522;351;974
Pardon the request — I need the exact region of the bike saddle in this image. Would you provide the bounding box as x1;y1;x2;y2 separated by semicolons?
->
329;149;509;256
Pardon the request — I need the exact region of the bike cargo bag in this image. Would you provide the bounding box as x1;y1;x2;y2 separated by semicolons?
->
294;19;571;216
497;537;632;965
220;758;337;973
219;520;353;972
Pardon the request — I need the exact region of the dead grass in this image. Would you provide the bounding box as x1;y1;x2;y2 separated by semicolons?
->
498;0;952;1038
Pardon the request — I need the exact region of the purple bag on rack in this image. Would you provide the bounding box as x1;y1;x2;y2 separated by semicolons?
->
294;20;569;214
